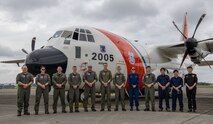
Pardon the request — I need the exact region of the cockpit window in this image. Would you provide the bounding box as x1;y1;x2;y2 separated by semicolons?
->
75;28;79;32
87;34;95;42
72;28;95;42
86;29;92;34
64;40;71;45
73;32;79;40
61;31;73;38
80;29;85;33
53;31;63;38
79;33;87;41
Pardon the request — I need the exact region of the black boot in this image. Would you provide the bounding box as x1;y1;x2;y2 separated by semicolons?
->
136;106;140;111
122;108;127;111
45;111;49;114
24;111;30;115
84;108;88;112
17;111;21;116
130;106;133;111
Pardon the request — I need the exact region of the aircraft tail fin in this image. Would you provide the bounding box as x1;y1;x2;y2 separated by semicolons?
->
181;12;188;41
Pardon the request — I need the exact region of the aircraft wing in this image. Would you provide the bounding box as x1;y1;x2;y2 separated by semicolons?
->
156;42;186;59
0;59;25;66
157;40;213;58
198;61;213;66
201;40;213;53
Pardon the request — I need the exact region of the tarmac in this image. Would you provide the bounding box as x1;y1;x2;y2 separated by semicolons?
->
0;88;213;124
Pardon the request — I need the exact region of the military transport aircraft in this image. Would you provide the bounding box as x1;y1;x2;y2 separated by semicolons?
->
1;13;213;99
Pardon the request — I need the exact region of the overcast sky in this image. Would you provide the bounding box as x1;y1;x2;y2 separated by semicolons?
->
0;0;213;84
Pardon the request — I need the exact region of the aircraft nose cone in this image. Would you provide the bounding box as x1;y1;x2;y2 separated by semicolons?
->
25;46;68;76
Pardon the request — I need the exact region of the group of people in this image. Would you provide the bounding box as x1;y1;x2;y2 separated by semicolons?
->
143;66;197;113
16;64;197;116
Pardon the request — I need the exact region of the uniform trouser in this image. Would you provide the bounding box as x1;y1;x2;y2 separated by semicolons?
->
100;85;111;109
17;87;31;113
186;87;196;110
128;87;139;107
69;87;79;111
83;85;95;109
34;86;49;113
158;89;170;109
145;86;155;110
52;88;66;112
115;87;125;109
172;90;183;111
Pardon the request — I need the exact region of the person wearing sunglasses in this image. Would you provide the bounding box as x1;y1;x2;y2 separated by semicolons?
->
34;66;51;115
128;67;140;111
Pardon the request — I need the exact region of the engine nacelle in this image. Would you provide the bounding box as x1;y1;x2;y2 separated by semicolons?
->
189;49;210;64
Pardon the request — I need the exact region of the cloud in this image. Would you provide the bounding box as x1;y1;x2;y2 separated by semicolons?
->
0;0;213;83
78;0;159;21
0;0;60;22
0;45;24;57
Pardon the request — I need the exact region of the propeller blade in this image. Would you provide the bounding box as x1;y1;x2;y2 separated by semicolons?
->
202;57;212;69
21;49;28;54
170;43;185;48
196;51;212;69
179;49;189;70
192;14;206;38
198;38;213;42
31;37;36;51
172;21;188;40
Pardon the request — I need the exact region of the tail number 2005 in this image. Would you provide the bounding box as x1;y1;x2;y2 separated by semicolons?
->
92;52;114;62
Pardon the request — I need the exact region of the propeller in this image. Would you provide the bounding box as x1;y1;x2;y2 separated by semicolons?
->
21;48;28;55
172;13;213;69
21;37;36;55
31;37;36;51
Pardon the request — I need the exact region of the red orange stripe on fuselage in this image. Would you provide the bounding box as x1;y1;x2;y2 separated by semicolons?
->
96;28;145;89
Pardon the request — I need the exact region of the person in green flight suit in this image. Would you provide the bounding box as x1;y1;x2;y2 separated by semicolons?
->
143;66;156;111
99;63;112;111
34;66;51;115
52;66;67;113
113;66;126;111
83;65;97;112
68;66;82;113
16;65;34;116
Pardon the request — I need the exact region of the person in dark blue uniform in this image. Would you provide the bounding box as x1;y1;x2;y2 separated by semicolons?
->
185;66;198;112
128;67;140;111
157;67;170;112
170;70;183;112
